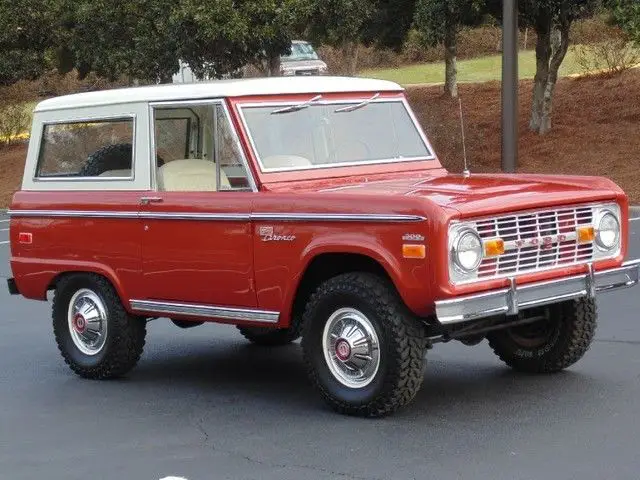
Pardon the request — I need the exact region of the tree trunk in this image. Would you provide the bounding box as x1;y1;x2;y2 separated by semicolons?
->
530;27;551;133
267;53;281;77
539;27;570;134
343;41;360;77
444;23;458;98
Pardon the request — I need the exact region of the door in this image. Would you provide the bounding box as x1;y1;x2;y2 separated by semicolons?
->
139;101;257;308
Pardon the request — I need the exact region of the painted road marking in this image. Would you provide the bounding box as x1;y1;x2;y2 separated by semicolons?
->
159;477;189;480
0;228;8;232
0;220;9;223
0;241;9;245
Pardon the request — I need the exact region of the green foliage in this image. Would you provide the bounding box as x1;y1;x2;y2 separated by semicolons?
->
58;0;180;82
0;0;311;86
608;0;640;42
307;0;376;48
364;0;419;50
414;0;486;46
0;0;55;86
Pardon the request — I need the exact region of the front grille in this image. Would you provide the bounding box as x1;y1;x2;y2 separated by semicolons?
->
476;205;594;279
295;69;319;76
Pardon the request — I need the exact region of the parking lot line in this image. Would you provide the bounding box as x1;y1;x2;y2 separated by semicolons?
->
0;219;9;223
0;228;8;232
0;241;9;245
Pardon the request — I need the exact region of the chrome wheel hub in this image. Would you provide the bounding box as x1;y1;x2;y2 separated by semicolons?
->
322;308;380;388
67;289;108;356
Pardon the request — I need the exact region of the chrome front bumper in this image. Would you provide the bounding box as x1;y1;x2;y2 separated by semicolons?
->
436;260;640;324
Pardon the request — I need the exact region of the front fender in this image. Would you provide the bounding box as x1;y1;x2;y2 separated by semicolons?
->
278;231;431;324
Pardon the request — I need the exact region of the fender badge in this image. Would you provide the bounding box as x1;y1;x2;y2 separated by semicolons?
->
259;225;296;242
402;233;425;242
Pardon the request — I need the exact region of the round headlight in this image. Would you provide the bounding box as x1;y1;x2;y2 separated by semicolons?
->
596;211;620;250
453;229;483;272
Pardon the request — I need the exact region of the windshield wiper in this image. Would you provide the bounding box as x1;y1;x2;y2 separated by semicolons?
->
271;95;323;114
334;93;380;113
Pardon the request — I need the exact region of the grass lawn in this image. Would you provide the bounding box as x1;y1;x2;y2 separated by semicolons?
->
360;49;588;85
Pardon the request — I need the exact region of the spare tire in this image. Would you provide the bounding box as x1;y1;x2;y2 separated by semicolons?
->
79;143;134;177
79;143;165;177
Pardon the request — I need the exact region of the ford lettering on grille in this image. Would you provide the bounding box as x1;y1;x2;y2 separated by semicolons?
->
476;205;594;279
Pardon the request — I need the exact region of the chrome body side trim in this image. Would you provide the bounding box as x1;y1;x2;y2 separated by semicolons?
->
250;213;426;223
8;209;425;223
7;210;139;219
143;212;251;221
129;299;279;323
436;259;640;325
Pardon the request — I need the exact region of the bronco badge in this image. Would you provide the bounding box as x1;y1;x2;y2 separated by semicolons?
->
259;226;296;242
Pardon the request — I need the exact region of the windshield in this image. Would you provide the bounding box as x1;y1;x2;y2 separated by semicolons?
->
240;99;433;172
282;42;320;61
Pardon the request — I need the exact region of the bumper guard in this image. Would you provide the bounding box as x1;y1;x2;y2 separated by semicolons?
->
436;260;640;324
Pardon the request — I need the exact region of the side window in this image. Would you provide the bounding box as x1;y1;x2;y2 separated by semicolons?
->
215;105;251;191
36;118;134;178
154;104;252;192
155;118;193;162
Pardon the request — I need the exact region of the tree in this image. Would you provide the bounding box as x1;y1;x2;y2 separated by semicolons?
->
414;0;485;98
0;0;55;86
517;1;599;134
364;0;420;51
56;0;181;83
608;0;640;43
307;0;376;76
242;0;311;77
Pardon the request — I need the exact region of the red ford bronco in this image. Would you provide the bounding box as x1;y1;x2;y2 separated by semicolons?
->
7;77;640;417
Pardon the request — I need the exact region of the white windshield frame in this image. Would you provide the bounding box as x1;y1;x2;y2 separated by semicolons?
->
237;97;436;173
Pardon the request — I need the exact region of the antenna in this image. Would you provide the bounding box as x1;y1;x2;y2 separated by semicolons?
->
458;97;470;178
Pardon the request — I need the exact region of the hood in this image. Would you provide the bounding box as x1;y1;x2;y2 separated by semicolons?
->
265;171;624;218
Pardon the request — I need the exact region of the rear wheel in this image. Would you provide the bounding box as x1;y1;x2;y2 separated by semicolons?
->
487;299;597;373
52;273;146;379
302;273;426;417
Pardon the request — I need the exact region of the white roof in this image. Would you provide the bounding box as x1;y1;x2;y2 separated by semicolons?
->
35;76;403;112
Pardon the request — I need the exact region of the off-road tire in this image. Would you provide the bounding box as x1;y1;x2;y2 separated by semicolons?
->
301;273;426;417
79;143;134;177
487;298;597;373
237;324;301;346
52;273;146;379
78;143;164;177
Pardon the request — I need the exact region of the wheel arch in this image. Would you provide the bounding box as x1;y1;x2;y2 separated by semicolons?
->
281;246;408;327
45;266;129;310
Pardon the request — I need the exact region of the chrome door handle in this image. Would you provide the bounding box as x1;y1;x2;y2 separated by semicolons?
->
140;196;163;205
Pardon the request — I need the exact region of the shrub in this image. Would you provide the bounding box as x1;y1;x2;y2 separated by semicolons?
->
0;104;31;147
572;21;640;76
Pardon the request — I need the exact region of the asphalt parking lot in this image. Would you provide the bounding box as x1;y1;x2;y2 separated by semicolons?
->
2;211;640;480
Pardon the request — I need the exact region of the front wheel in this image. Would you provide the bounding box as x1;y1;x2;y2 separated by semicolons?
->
52;273;146;379
487;298;597;373
302;273;426;417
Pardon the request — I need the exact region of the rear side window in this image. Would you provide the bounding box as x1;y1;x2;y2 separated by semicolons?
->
36;118;134;178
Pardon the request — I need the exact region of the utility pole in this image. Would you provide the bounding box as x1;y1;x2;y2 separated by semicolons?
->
502;0;518;173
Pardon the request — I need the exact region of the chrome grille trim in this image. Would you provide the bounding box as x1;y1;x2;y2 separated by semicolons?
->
475;205;595;280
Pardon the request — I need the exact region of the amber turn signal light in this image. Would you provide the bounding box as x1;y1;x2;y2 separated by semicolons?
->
402;244;426;259
484;238;505;257
577;226;595;244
